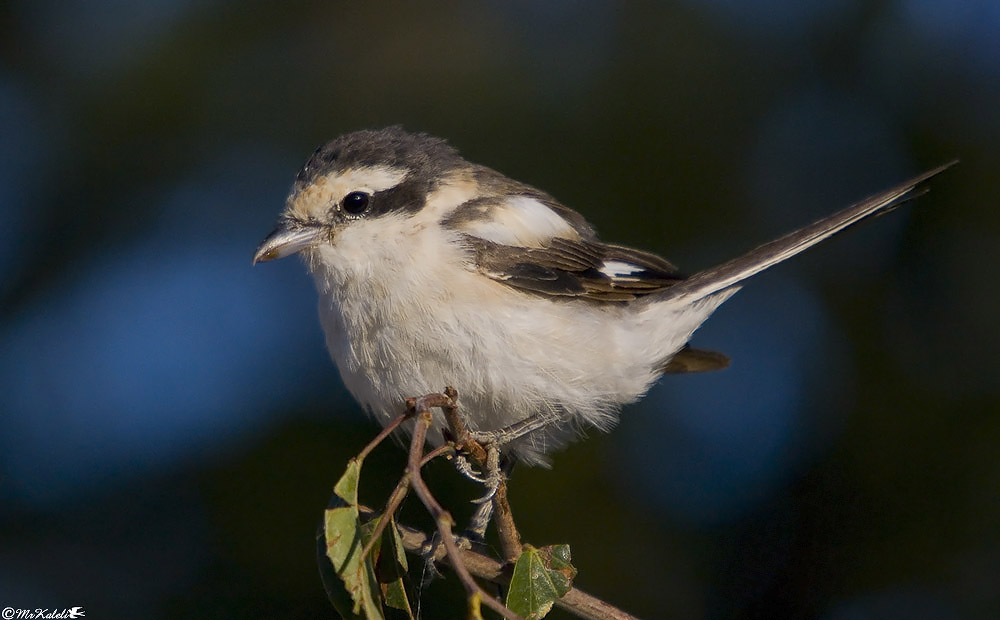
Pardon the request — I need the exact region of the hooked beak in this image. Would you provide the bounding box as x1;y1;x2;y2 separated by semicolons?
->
253;221;324;265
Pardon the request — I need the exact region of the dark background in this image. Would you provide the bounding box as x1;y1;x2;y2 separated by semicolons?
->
1;2;997;619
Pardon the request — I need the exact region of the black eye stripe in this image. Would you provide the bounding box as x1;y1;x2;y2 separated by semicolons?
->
338;180;428;219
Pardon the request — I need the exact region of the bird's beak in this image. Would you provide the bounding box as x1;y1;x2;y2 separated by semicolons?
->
253;221;323;264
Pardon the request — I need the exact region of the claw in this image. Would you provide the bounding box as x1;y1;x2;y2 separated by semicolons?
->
470;445;503;504
472;483;500;505
453;454;487;483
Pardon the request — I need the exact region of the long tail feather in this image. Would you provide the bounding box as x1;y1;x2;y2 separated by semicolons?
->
662;161;957;303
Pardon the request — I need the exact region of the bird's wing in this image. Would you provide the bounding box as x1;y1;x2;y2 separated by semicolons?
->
464;235;684;301
447;193;685;301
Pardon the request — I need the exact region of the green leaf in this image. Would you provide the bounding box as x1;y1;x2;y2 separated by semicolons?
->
506;544;577;620
320;459;385;620
318;519;363;620
376;517;415;619
537;544;576;598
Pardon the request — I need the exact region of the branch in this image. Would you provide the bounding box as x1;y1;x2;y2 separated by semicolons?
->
439;386;522;562
341;391;641;619
405;393;525;620
491;477;522;563
357;408;413;462
361;508;641;620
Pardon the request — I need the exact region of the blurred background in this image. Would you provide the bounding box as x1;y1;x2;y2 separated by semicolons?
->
1;1;997;618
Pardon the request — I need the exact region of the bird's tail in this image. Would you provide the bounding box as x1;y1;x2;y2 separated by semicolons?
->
661;161;957;303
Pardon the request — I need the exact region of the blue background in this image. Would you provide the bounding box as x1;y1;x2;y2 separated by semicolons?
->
1;2;997;618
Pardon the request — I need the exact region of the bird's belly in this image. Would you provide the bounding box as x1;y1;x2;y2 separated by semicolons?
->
323;292;682;441
314;261;725;463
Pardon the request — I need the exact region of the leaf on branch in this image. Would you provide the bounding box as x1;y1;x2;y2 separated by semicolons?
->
370;515;415;619
506;544;577;619
319;459;386;620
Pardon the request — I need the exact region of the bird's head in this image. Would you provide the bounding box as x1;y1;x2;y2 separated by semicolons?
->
253;126;465;265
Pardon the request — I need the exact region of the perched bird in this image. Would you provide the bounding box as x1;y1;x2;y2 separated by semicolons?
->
255;126;951;466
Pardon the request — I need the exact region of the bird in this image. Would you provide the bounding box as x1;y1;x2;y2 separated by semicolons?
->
254;126;952;468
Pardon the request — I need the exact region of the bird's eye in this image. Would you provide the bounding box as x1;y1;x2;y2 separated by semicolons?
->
342;191;371;215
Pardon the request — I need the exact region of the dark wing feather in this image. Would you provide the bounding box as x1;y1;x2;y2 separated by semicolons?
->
463;235;686;301
660;345;730;373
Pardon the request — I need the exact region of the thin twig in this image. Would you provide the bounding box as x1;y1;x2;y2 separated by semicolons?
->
359;443;453;560
420;443;453;468
360;407;455;562
439;387;523;564
360;473;412;562
557;588;643;620
361;507;642;620
441;386;489;464
438;386;525;565
357;409;413;462
407;398;525;620
491;477;522;564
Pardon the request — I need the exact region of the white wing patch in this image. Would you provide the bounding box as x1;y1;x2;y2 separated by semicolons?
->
458;196;580;248
599;260;645;278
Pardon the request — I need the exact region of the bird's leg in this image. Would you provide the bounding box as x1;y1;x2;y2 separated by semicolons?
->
472;443;504;503
465;446;502;540
462;449;522;563
465;451;515;541
452;452;487;483
455;415;543;510
437;387;528;560
467;411;557;450
451;412;551;542
440;387;557;459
